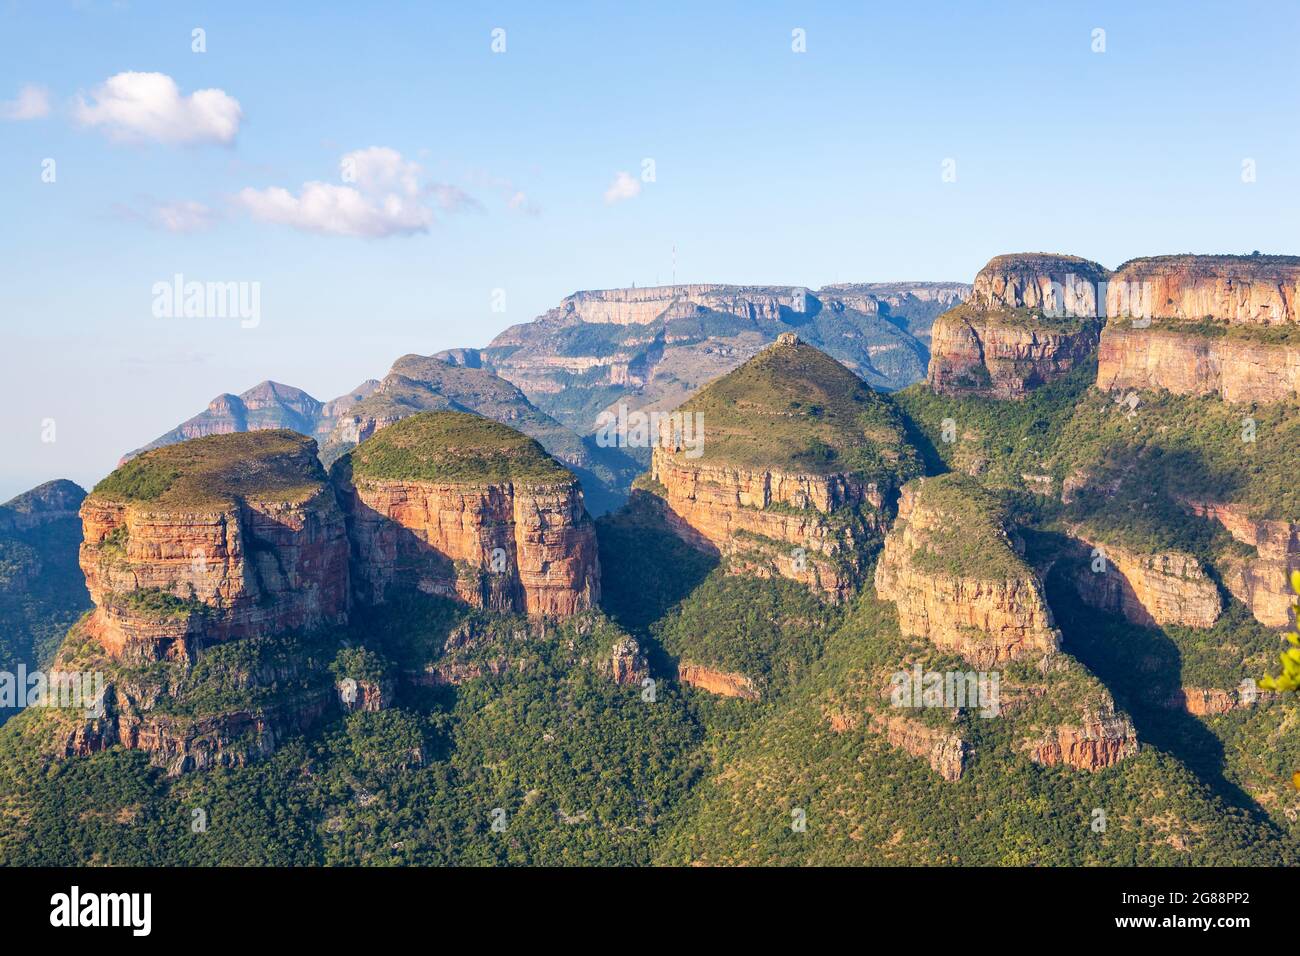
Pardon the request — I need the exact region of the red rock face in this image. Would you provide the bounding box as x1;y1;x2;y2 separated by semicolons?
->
874;481;1061;668
1097;327;1300;403
649;450;884;601
340;477;600;618
79;490;350;662
928;253;1107;399
1026;701;1138;772
1069;533;1221;629
676;663;760;700
1098;256;1300;404
928;314;1100;399
1106;256;1300;326
1185;499;1299;628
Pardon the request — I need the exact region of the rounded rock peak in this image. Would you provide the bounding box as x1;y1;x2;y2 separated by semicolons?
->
972;252;1109;316
775;332;801;346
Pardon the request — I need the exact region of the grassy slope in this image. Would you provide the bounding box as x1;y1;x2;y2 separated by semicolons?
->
676;342;921;481
342;410;571;484
92;430;328;509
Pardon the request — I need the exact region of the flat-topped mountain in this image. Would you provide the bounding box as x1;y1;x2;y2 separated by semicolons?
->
335;411;599;617
643;335;920;601
82;430;350;661
929;253;1109;399
474;280;968;448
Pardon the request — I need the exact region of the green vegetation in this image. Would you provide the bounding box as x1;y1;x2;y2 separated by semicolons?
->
0;514;91;727
903;474;1029;582
342;411;570;484
93;430;326;508
677;341;922;481
112;587;206;622
654;571;838;695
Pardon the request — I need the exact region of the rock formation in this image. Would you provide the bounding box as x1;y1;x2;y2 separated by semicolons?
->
645;337;921;600
1069;533;1221;629
1096;327;1300;403
1105;255;1300;326
928;253;1108;399
1186;499;1299;628
1024;699;1139;771
80;431;350;663
676;663;760;700
606;636;650;687
1098;255;1300;403
335;411;600;617
874;476;1061;667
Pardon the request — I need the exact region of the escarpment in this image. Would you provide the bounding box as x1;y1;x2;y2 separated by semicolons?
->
928;253;1108;399
59;432;350;773
1024;698;1138;771
872;476;1138;772
645;336;921;600
335;411;600;618
80;431;350;663
1098;255;1300;403
1186;499;1299;628
1068;532;1222;629
874;475;1060;667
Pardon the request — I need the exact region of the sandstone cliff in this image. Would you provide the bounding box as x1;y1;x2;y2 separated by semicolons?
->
1098;255;1300;403
80;431;350;663
335;411;600;618
1106;255;1300;326
1024;698;1139;771
874;476;1061;667
676;662;761;700
1069;532;1221;629
928;254;1107;399
645;337;921;600
1186;499;1299;628
1096;327;1300;403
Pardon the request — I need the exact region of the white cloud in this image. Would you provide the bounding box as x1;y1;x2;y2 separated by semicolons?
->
112;198;218;234
154;200;217;234
1;84;50;121
236;147;440;238
507;190;540;216
75;72;241;144
603;170;642;205
432;184;484;213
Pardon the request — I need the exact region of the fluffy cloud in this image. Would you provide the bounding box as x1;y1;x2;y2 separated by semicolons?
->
1;84;50;120
236;147;440;238
603;171;642;205
75;72;241;144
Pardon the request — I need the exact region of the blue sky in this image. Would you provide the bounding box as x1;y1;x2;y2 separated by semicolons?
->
1;0;1297;498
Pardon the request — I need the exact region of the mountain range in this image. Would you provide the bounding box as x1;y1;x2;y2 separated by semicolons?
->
2;252;1298;866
